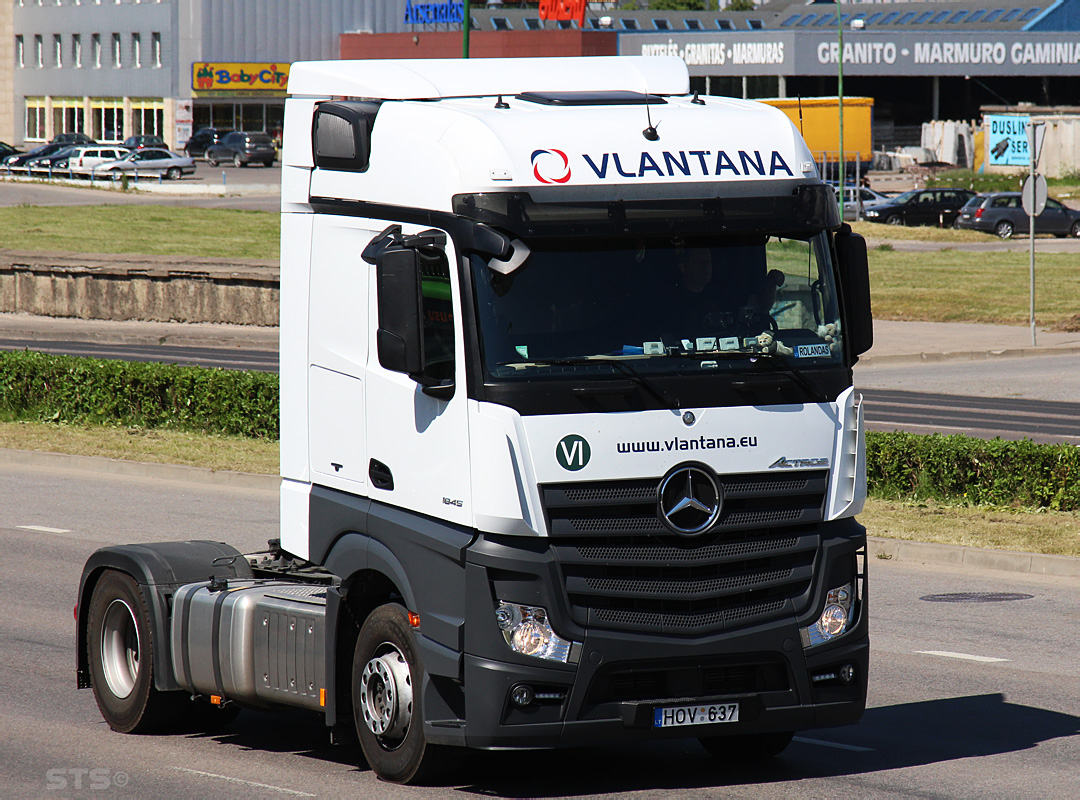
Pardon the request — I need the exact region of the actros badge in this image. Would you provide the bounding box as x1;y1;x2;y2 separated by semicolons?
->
657;464;723;535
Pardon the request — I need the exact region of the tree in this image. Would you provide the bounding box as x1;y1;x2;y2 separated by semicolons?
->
725;0;757;11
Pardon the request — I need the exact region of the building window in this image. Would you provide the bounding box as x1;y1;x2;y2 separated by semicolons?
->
151;32;161;67
16;35;24;68
132;99;164;137
53;97;85;137
35;35;43;68
91;99;124;142
73;33;82;67
112;33;121;67
132;33;141;67
25;98;47;140
54;34;63;67
92;33;101;68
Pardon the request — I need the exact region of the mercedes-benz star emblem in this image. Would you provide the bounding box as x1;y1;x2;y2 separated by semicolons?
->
657;465;723;535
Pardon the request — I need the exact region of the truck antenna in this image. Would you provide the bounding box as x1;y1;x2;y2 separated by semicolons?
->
797;95;805;135
643;94;660;141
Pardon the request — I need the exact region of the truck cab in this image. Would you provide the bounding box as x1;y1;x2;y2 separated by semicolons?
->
77;56;872;786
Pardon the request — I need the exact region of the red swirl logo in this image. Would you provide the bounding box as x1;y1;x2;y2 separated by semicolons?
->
531;149;571;184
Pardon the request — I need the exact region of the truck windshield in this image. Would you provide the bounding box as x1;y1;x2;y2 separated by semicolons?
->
471;233;844;382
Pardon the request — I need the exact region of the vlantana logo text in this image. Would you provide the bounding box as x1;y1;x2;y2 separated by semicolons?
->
530;148;794;183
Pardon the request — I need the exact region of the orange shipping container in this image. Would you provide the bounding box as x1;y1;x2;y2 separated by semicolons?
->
759;96;873;165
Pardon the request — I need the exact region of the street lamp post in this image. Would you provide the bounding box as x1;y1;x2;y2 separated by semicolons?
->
837;1;845;220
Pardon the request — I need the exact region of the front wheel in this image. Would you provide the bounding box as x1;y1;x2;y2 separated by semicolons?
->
206;155;218;167
699;731;794;762
352;604;446;785
1070;221;1080;238
886;214;904;226
233;154;244;168
165;167;181;181
995;220;1015;239
87;570;186;733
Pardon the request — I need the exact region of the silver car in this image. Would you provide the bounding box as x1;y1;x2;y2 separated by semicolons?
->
97;148;196;180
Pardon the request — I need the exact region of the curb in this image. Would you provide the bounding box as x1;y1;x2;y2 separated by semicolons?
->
868;536;1080;578
859;344;1080;368
0;447;279;492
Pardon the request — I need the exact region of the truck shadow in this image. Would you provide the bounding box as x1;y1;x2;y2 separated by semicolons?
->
194;693;1079;794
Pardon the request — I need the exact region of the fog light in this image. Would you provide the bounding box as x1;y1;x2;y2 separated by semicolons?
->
840;663;855;684
510;684;535;707
801;582;855;648
495;602;577;663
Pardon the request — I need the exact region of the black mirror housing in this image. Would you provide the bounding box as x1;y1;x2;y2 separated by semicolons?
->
376;246;424;375
834;225;874;358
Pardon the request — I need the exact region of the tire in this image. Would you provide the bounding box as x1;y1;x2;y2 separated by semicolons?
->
233;153;244;168
206;155;218;167
263;160;274;168
87;570;187;733
886;214;904;226
1070;221;1080;238
352;604;447;785
699;731;794;763
995;220;1014;239
165;167;181;181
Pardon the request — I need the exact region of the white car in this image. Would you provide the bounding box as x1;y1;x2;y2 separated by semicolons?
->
67;145;131;173
96;148;196;180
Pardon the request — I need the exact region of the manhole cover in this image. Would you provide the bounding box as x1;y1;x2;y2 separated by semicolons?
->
920;592;1034;603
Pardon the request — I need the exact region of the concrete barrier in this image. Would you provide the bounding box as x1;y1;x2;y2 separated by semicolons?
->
0;250;279;326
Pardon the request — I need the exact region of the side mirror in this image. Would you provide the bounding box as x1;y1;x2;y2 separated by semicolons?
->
834;225;873;358
376;245;424;376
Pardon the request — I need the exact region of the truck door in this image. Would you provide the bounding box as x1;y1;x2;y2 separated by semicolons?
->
364;226;472;528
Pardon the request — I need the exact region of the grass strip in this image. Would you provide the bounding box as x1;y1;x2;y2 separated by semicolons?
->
0;205;279;260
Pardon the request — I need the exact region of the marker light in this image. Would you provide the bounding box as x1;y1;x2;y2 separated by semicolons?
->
495;602;574;663
801;583;855;648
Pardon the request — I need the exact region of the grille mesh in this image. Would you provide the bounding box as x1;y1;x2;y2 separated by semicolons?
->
585;567;793;596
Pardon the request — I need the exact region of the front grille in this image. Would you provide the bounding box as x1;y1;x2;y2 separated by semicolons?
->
542;471;825;635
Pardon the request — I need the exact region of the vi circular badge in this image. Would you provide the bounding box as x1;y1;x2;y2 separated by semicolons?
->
556;434;591;471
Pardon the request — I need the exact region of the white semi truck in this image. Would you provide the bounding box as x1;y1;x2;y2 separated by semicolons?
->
76;56;873;785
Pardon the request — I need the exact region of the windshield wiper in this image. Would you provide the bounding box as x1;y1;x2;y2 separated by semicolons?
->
498;356;678;408
704;350;830;403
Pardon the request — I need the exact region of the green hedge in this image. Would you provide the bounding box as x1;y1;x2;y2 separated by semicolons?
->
0;350;278;439
867;430;1080;511
3;351;1078;510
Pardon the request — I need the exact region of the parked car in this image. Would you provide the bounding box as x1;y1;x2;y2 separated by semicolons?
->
26;145;80;171
121;135;167;150
0;142;21;160
96;148;196;180
862;187;978;227
3;142;69;168
51;132;96;145
955;191;1080;239
832;184;894;220
205;131;276;167
67;145;132;173
183;127;234;158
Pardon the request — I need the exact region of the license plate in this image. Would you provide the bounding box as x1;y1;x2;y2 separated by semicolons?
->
653;702;739;728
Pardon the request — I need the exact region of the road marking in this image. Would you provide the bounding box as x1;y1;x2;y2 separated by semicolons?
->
17;524;72;534
916;650;1009;663
170;768;316;797
793;736;874;752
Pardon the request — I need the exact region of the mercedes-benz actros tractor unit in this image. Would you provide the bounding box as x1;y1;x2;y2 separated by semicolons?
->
76;56;872;785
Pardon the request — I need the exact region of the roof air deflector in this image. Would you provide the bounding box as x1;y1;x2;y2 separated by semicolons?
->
516;91;668;106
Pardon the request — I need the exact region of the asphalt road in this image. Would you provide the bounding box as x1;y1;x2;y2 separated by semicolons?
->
1;463;1078;798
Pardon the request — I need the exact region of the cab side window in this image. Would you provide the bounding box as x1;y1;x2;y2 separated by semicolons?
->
418;248;455;383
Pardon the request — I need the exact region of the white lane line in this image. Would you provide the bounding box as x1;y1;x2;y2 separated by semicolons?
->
17;524;73;534
917;650;1009;663
793;736;874;752
170;767;317;797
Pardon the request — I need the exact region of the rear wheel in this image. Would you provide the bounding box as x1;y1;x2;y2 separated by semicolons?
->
206;155;218;167
995;220;1015;239
886;214;903;226
87;570;186;733
1070;221;1080;238
352;604;447;785
699;731;794;762
233;153;244;168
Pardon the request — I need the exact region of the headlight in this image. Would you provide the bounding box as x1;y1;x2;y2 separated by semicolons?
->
801;583;855;648
495;602;576;663
864;209;879;218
